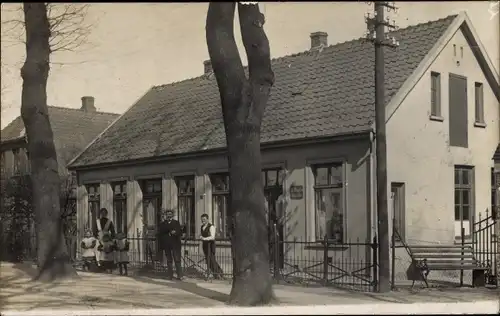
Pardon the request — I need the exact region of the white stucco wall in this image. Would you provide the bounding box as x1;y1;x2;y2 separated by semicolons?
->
387;28;499;245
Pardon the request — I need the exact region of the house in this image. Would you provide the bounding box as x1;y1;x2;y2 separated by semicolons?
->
0;97;119;260
68;12;499;283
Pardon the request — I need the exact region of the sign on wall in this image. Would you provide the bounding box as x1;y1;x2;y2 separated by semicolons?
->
289;185;303;200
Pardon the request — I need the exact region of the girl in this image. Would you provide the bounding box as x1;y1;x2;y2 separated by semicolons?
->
114;232;130;276
80;230;97;271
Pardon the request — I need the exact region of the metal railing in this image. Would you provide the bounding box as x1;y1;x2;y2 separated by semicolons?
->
472;209;498;287
7;229;378;292
125;233;378;292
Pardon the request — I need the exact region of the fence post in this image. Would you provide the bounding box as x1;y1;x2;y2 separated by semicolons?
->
460;227;465;287
273;224;280;281
323;235;328;285
373;235;378;292
391;217;396;290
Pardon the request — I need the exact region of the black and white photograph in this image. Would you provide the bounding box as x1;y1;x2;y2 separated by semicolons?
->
0;1;499;315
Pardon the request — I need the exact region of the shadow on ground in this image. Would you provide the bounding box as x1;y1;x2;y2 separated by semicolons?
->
132;275;230;303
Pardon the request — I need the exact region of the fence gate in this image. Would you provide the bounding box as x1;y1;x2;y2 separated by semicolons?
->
472;210;498;287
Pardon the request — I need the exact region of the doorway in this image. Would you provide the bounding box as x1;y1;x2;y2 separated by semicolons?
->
262;168;286;269
454;166;474;239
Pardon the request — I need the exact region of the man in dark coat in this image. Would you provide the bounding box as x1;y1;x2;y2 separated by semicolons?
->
157;209;183;280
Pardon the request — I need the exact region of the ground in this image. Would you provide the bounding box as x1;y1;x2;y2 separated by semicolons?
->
1;262;498;314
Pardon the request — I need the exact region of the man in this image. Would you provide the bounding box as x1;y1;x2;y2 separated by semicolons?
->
157;209;183;280
94;208;115;266
200;214;223;279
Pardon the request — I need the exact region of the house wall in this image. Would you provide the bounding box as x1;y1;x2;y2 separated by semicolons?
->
387;29;499;247
75;138;373;269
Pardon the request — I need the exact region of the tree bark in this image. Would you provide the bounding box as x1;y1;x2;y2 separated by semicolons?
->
20;3;77;282
206;3;275;306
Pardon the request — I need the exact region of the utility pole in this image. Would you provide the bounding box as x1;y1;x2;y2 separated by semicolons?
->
365;1;399;293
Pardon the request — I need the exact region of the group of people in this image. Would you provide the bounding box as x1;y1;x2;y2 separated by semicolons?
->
80;208;130;275
79;207;224;280
156;209;223;280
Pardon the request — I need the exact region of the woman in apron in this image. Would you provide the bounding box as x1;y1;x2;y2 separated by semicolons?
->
95;208;115;267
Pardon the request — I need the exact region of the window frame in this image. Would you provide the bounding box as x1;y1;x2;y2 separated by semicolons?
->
86;183;101;233
112;181;128;234
474;82;485;125
210;172;231;239
430;71;442;119
175;175;196;239
312;162;346;243
454;166;475;238
12;149;20;174
140;179;162;236
390;182;406;243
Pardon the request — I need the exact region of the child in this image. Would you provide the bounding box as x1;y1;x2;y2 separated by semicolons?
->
114;232;130;276
80;230;97;271
97;232;115;273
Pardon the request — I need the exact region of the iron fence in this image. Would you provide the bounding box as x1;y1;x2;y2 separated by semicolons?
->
471;210;498;286
123;234;378;292
9;230;378;292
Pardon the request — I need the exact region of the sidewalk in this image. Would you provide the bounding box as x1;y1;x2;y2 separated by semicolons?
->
1;262;498;315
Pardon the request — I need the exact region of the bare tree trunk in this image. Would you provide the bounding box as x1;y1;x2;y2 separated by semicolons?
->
20;3;77;282
206;3;275;306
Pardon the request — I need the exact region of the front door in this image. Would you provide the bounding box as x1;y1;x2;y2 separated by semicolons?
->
263;168;285;269
454;166;474;239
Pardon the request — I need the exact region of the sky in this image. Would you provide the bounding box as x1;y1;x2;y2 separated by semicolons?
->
1;2;499;128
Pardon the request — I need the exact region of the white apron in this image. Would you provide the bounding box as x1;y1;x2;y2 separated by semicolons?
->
95;219;113;263
98;240;115;262
81;237;97;258
114;238;129;263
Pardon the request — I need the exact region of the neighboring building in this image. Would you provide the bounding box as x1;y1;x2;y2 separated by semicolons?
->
1;96;119;178
0;96;119;259
68;12;499;280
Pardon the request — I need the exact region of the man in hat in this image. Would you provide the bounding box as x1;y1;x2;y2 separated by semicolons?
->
157;209;183;280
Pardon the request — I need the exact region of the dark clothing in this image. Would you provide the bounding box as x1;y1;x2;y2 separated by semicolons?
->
157;219;182;249
201;223;223;278
93;217;116;239
157;219;183;278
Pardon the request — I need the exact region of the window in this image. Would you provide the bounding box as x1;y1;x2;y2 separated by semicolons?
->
313;163;344;242
12;149;20;174
113;182;127;234
1;151;5;175
474;82;484;124
140;179;162;235
176;176;196;239
430;72;441;117
391;183;405;242
449;74;468;148
86;184;101;234
210;173;230;239
454;166;474;238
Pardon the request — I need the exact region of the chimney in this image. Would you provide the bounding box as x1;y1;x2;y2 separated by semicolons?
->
310;31;328;49
81;96;96;112
203;60;212;74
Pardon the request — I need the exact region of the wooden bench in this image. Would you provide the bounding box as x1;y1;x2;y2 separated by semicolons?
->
407;244;488;288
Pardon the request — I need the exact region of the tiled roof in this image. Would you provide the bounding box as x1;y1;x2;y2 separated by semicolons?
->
71;15;457;168
1;106;119;167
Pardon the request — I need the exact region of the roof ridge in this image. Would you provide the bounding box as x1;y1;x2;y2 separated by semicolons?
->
152;14;458;90
47;105;119;116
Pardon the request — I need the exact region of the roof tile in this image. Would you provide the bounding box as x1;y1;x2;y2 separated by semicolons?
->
71;15;457;167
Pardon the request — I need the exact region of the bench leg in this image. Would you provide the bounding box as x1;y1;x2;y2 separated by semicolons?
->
421;269;430;288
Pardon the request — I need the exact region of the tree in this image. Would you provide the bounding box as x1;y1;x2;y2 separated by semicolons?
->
206;2;275;305
20;3;77;282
